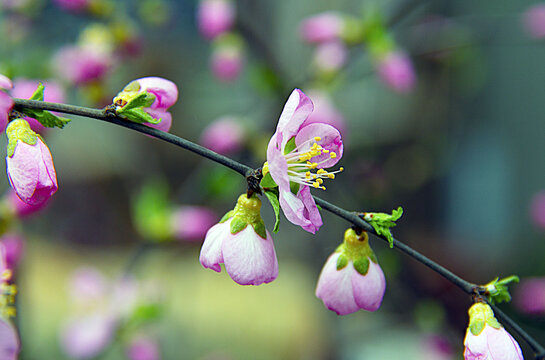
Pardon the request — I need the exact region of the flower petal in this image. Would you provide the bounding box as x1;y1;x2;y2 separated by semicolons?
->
351;260;385;312
279;188;311;229
199;221;229;272
0;318;19;360
137;77;178;110
0;74;13;90
297;186;322;234
144;108;173;133
61;313;116;359
222;227;278;285
463;326;492;359
486;326;523;360
275;89;314;150
6;142;40;204
295;122;343;168
315;253;359;315
266;133;290;190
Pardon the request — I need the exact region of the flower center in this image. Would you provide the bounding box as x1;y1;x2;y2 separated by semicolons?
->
283;136;343;190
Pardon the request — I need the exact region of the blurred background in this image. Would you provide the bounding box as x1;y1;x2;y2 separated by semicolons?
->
1;0;545;358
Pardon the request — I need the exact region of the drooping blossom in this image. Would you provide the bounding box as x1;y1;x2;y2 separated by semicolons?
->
266;89;343;233
530;191;545;230
300;12;345;44
377;51;416;93
0;234;24;271
303;90;346;137
316;229;385;315
113;77;179;132
210;36;244;83
313;41;348;74
0;74;13;134
5;189;49;218
0;318;19;360
127;336;160;360
197;0;235;40
11;78;66;133
53;0;90;12
514;277;545;315
200;116;244;154
5;119;58;206
523;4;545;39
463;302;523;360
52;45;113;86
200;193;278;285
170;206;217;242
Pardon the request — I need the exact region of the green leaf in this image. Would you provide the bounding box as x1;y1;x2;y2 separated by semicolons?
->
484;275;520;304
252;220;267;239
29;83;45;101
263;189;280;233
363;206;403;248
132;180;172;242
20;108;71;129
336;254;348;270
353;257;370;275
117;107;160;124
121;91;156;111
230;216;248;235
260;172;277;189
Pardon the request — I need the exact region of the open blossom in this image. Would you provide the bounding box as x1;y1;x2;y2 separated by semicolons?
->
114;77;179;132
197;0;235;40
0;74;13;134
0;318;19;360
266;89;343;233
170;206;217;242
300;12;345;44
377;51;416;93
200;193;278;285
200;116;244;154
11;78;66;133
6;119;58;206
463;302;523;360
316;229;385;315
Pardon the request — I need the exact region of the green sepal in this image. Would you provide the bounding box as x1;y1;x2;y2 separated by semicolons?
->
252;220;267;239
260;172;277;189
230;216;248;235
364;206;403;248
19;83;71;129
469;320;486;336
120;91;156;111
336;254;348;270
219;210;234;223
484;275;520;304
29;83;45;101
487;316;502;329
6;119;38;157
263;189;280;233
290;181;300;195
117;107;160;124
369;251;378;264
283;137;297;154
353;257;370;275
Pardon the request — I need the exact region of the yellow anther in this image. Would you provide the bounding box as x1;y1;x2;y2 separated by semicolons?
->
317;169;327;175
339;167;344;171
323;149;329;153
1;269;12;281
305;171;311;179
328;174;335;179
317;179;324;184
313;182;320;188
321;186;326;190
314;137;321;141
330;152;337;159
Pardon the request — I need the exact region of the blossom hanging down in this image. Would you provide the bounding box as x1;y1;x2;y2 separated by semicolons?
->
200;193;278;285
315;228;385;315
264;89;343;234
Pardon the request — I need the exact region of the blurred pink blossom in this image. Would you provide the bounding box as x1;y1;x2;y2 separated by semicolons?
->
0;234;24;271
6;189;49;218
197;0;235;40
211;46;244;82
61;313;117;359
313;41;348;73
11;78;66;133
303;90;346;137
52;45;113;86
171;206;217;242
127;336;160;360
0;74;13;134
300;12;344;44
0;318;19;360
530;191;545;229
53;0;90;12
514;277;545;315
200;116;244;154
377;51;416;93
420;335;454;360
523;4;545;39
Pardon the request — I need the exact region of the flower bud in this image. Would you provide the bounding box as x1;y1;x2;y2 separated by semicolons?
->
170;206;217;242
313;41;348;74
197;0;235;40
210;35;244;83
300;12;345;44
315;229;385;315
377;51;416;93
5;189;49;218
200;116;244;154
523;4;545;39
199;193;278;285
463;302;523;360
52;45;113;86
5;119;58;206
0;74;13;134
0;233;24;271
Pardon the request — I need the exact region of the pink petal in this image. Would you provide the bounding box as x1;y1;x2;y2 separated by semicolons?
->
137;77;178;110
222;227;278;285
61;314;116;359
0;74;13;90
275;89;314;150
6;142;41;203
464;327;492;359
279;189;311;229
297;186;322;234
197;0;235;40
295;122;343;168
266;134;290;190
351;260;385;311
299;12;344;44
199;220;229;272
144;109;172;133
0;318;19;360
170;206;217;241
486;326;523;360
0;92;13;133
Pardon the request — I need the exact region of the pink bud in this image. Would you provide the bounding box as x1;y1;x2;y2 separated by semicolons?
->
0;74;13;134
6;189;49;217
170;206;217;242
523;4;545;39
0;234;24;271
210;46;244;82
377;51;416;93
11;78;66;133
530;191;545;229
313;41;348;73
302;90;346;137
197;0;235;40
0;318;19;360
52;46;112;86
126;336;160;360
134;77;178;111
514;277;545;315
300;12;344;44
53;0;90;12
6;123;58;206
200;116;244;154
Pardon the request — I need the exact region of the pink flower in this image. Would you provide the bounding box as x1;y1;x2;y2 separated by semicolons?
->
11;78;66;133
52;45;113;86
5;119;58;206
313;41;348;73
0;318;19;360
114;77;179;132
530;191;545;230
0;74;13;134
127;336;160;360
200;116;244;154
53;0;90;12
300;12;344;44
377;51;416;93
463;302;523;360
0;234;24;271
523;4;545;39
197;0;235;40
315;229;385;315
5;189;49;217
303;90;346;137
170;206;217;241
514;277;545;315
266;89;343;233
61;313;117;359
199;194;278;285
210;45;244;82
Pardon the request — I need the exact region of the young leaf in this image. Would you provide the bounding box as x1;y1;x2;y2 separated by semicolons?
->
121;91;156;111
18;83;72;129
29;83;45;101
263;188;281;233
117;108;160;124
363;206;403;248
484;275;520;304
